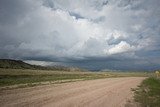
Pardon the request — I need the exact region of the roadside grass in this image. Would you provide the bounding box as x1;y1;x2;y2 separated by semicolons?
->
0;68;108;87
0;68;149;88
132;77;160;107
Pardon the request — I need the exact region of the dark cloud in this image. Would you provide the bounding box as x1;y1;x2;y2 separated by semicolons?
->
0;0;160;71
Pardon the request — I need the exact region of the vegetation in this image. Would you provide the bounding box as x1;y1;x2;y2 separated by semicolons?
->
0;68;148;88
133;77;160;107
0;68;107;87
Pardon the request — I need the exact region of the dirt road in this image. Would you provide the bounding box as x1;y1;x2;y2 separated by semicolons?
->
0;77;145;107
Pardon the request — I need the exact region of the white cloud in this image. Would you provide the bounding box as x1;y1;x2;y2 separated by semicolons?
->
131;24;142;32
107;41;135;54
24;60;53;66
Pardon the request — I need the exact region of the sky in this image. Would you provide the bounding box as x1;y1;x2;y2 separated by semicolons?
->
0;0;160;71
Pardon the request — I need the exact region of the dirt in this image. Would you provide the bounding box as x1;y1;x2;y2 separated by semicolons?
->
0;77;145;107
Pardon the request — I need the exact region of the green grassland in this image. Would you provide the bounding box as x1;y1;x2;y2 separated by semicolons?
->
133;77;160;107
0;68;149;88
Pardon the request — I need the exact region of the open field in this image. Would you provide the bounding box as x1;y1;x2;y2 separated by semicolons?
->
0;77;145;107
0;68;149;88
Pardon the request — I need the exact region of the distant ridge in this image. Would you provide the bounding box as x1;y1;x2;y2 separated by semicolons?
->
0;59;36;69
0;59;84;71
0;59;86;71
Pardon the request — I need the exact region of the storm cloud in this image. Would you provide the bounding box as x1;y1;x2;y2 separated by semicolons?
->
0;0;160;71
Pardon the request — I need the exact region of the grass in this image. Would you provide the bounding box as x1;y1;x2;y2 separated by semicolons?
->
0;68;149;88
0;68;106;87
133;77;160;107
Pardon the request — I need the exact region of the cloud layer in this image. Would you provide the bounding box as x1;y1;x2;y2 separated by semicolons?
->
0;0;160;70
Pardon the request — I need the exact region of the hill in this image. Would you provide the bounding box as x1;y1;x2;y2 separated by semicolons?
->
0;59;36;69
0;59;82;71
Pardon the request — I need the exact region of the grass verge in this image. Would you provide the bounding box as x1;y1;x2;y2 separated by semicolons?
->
132;77;160;107
0;68;112;87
